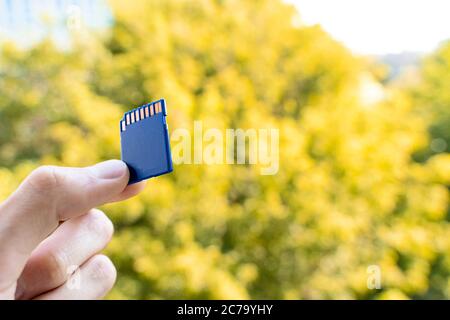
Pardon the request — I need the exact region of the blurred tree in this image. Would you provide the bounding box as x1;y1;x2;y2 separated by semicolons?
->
0;0;448;299
412;41;450;160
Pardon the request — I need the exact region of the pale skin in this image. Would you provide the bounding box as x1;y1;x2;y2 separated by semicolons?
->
0;160;146;300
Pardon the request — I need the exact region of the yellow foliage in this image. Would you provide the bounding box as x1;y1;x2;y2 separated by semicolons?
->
0;0;448;300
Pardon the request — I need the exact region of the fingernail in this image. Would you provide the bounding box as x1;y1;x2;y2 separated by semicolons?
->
92;160;127;179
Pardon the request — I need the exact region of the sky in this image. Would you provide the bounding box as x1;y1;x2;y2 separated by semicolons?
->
287;0;450;55
0;0;111;48
1;0;450;55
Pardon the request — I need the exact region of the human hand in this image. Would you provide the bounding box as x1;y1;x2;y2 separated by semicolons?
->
0;160;145;300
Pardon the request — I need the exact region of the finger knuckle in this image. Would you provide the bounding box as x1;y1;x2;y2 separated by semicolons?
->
27;166;59;194
85;209;114;243
89;255;117;293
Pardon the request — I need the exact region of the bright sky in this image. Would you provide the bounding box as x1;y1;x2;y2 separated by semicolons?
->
286;0;450;55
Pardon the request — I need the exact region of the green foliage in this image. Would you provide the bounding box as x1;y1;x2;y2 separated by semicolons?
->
0;0;449;299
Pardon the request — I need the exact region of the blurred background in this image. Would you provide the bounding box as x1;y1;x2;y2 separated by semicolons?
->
0;0;449;299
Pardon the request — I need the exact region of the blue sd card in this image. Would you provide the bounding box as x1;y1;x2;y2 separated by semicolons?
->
120;99;173;184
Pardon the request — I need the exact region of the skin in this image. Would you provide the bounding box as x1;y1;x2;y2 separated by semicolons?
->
0;160;146;300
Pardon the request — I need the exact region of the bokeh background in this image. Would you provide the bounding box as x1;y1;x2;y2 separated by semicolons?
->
1;0;449;299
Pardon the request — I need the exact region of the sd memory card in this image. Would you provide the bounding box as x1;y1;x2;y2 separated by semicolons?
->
120;99;173;184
